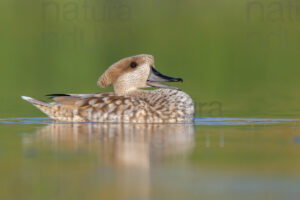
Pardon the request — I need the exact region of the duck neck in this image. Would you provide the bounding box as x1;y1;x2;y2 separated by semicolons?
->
113;83;150;97
113;83;136;96
115;89;151;99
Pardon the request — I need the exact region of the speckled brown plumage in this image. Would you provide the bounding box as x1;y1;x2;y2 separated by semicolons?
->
22;54;195;123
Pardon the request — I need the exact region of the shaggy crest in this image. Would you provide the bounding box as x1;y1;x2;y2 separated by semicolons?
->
97;54;154;88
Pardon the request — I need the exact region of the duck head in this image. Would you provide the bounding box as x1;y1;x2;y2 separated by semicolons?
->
97;54;183;95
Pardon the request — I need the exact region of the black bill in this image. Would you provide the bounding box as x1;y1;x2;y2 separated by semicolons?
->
147;67;183;90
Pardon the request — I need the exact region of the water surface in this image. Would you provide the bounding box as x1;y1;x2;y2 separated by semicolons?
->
1;117;300;200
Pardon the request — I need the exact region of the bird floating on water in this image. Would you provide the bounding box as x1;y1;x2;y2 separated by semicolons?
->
21;54;195;123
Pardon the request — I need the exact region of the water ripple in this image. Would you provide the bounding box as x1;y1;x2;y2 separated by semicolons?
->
1;117;300;125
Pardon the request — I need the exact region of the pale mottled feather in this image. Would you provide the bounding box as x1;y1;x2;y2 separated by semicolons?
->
23;89;194;123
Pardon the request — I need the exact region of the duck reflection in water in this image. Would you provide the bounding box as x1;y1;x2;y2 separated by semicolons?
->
24;123;195;169
22;123;195;198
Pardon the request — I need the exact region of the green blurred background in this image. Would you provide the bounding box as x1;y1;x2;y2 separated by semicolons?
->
1;0;300;118
2;2;300;199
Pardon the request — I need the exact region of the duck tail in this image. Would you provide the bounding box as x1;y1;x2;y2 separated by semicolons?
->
21;96;55;117
21;96;50;107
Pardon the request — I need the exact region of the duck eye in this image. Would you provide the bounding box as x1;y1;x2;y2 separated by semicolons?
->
130;62;137;68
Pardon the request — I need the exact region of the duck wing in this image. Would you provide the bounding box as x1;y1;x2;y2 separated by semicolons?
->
46;93;115;105
46;92;114;99
23;93;149;122
45;93;149;122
